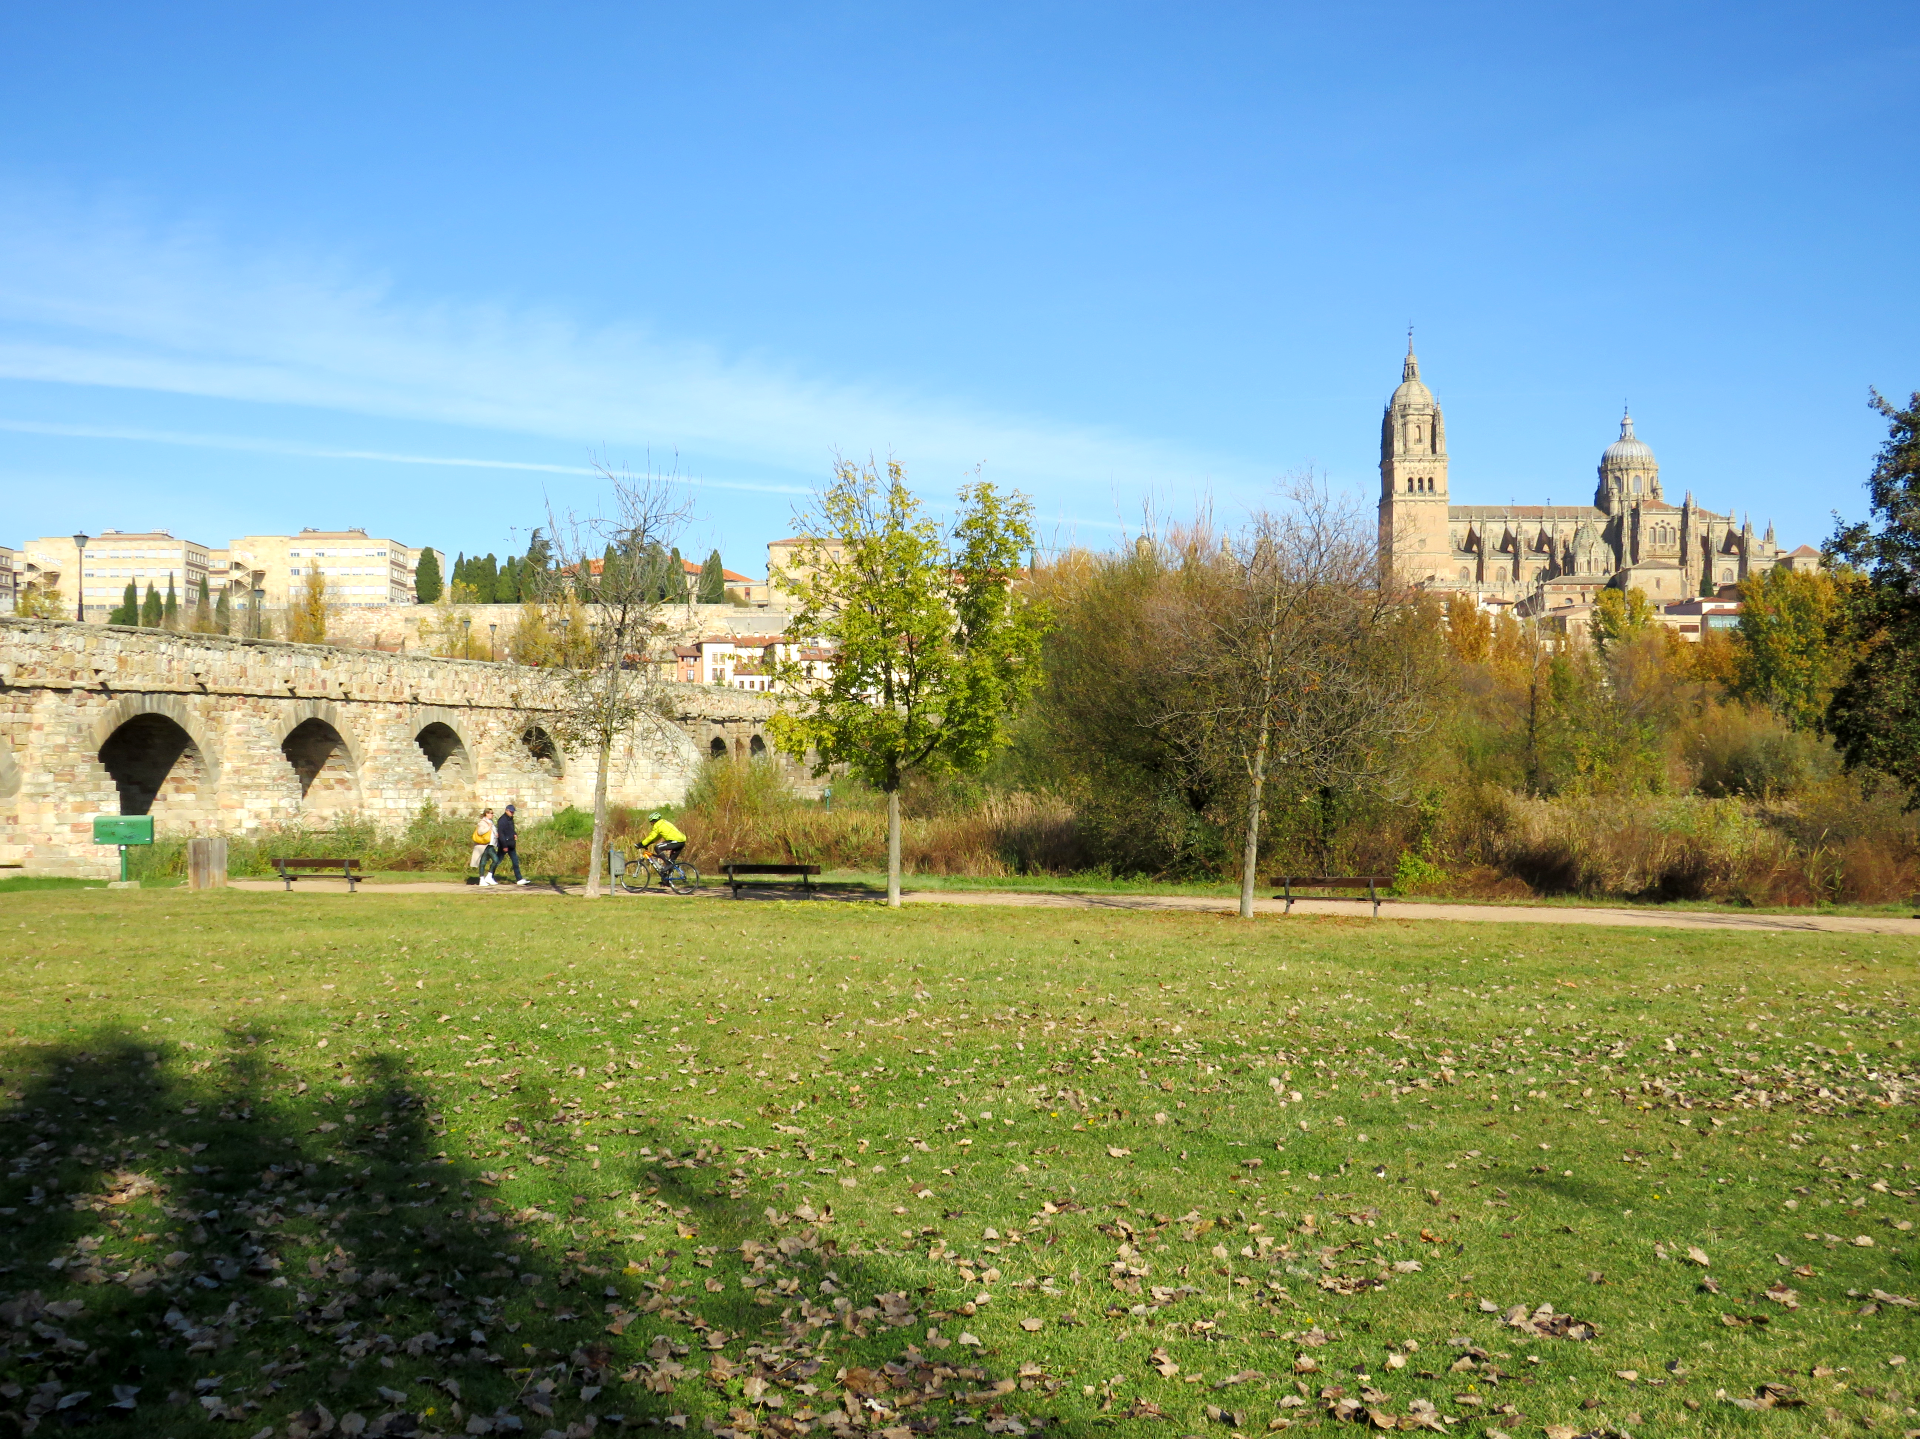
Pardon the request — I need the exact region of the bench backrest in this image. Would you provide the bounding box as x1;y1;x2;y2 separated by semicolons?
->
724;862;823;874
274;858;362;870
1272;876;1381;888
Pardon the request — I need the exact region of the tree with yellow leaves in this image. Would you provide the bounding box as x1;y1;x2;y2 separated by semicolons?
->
288;565;329;644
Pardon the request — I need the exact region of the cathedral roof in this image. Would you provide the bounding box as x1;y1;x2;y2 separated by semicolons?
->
1388;339;1435;410
1602;409;1657;468
1449;505;1606;522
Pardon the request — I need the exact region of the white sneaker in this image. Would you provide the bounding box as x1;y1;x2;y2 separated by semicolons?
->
479;874;495;886
516;878;531;886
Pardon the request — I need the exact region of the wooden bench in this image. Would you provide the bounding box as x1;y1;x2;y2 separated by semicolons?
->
722;862;822;900
1271;875;1387;918
271;857;364;893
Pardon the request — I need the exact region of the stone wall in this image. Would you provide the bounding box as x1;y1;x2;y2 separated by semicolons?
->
320;601;799;653
0;618;799;878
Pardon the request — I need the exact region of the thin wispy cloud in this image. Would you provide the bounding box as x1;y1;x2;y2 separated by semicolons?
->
0;194;1255;505
0;416;813;496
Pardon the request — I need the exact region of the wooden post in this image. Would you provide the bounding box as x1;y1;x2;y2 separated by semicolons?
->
186;837;228;891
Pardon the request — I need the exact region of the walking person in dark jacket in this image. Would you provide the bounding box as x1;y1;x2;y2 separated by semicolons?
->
488;802;529;886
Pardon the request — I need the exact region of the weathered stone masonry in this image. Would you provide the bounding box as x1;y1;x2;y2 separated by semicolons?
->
0;618;794;877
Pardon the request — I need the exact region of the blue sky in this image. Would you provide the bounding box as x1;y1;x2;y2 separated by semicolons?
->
0;3;1913;574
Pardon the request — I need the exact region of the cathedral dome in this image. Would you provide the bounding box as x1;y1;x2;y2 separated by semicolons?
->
1603;410;1655;467
1389;344;1434;410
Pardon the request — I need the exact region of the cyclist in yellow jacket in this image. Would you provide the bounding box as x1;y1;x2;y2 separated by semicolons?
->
640;811;686;864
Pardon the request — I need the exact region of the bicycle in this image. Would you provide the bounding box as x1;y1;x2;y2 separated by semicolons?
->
615;845;703;896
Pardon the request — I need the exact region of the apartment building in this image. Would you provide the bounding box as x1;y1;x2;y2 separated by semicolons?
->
674;633;834;691
224;530;427;608
22;531;214;621
0;546;16;611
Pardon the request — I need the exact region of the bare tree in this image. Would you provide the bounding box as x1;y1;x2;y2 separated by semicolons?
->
1161;477;1439;916
524;458;693;897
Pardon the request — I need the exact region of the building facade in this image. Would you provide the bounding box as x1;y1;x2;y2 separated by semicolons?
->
223;530;426;610
1377;343;1791;608
21;531;215;621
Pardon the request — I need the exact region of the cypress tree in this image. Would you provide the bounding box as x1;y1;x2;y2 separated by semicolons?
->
215;587;231;634
477;553;499;604
668;547;690;603
414;547;443;604
194;575;212;631
698;549;726;604
110;582;139;626
140;583;162;627
163;576;179;629
525;528;551;574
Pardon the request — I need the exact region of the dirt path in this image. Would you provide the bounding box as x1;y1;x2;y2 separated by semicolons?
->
223;877;1920;936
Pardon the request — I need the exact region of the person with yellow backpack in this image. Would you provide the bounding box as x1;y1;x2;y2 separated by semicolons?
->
470;807;496;884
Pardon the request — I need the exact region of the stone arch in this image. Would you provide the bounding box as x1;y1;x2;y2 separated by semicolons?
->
709;736;728;760
278;706;362;816
415;719;476;810
92;696;222;828
91;694;222;793
520;725;563;779
749;733;767;758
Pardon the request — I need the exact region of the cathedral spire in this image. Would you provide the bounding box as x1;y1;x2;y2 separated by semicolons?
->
1403;327;1419;382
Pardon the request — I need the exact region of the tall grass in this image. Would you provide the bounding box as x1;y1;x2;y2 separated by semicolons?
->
675;759;1084;875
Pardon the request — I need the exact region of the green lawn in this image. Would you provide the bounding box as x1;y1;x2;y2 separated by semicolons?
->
1;891;1916;1438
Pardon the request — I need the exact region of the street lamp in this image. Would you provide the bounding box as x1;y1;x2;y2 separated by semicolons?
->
251;587;264;640
71;533;88;622
460;616;472;657
489;622;497;661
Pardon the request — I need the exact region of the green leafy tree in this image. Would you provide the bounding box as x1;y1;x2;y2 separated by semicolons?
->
524;528;552;574
1589;585;1653;649
140;583;162;628
767;459;1050;906
1733;565;1853;731
1827;389;1920;800
163;577;179;629
698;549;726;604
193;575;212;632
109;582;139;626
414;547;443;604
214;587;231;634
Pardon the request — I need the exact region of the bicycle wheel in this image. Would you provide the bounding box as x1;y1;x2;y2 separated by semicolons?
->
615;861;652;894
668;861;702;896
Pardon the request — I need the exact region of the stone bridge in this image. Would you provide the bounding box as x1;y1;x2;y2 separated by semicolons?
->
0;618;794;877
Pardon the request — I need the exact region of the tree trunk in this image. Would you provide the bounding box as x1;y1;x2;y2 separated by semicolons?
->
585;737;612;898
1239;717;1270;918
887;788;902;908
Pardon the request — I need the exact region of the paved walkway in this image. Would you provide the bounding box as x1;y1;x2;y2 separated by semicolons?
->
224;877;1920;936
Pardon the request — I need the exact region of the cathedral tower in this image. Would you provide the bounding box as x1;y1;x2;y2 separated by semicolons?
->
1378;337;1450;583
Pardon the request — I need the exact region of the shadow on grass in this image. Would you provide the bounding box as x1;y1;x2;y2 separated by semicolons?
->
0;1028;1035;1439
